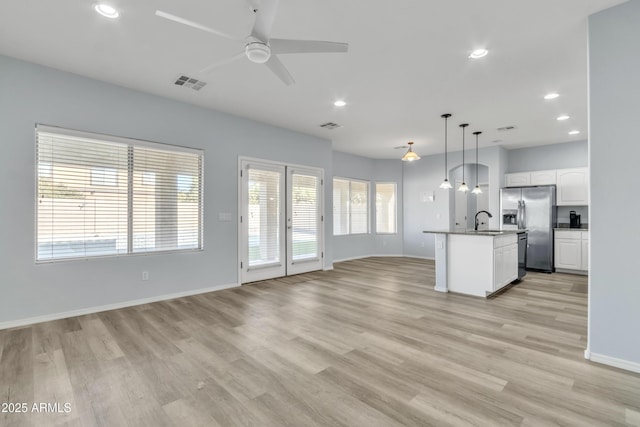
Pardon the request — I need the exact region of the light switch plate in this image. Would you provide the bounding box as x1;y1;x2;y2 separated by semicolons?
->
218;212;233;221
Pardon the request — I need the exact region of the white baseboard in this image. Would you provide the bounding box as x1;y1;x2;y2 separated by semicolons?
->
584;349;591;359
0;283;239;331
588;352;640;374
332;254;407;263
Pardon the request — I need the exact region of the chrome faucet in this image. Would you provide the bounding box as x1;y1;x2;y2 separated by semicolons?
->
475;210;493;231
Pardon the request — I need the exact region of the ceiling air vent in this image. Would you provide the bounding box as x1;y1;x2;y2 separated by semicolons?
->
319;122;343;130
497;125;517;132
174;75;207;91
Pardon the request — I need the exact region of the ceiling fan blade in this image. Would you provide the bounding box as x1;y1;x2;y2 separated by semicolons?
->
270;39;349;55
251;0;279;41
264;55;295;86
155;10;239;41
200;52;246;74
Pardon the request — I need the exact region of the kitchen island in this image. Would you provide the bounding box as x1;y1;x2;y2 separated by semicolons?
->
423;229;524;298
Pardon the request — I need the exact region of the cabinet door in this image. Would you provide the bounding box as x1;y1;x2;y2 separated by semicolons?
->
504;244;518;283
494;247;504;289
581;239;589;271
505;173;531;187
557;168;589;206
555;239;581;269
531;170;557;186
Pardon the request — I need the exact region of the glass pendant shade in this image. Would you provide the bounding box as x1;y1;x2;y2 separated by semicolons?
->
401;142;420;161
458;181;470;192
440;179;453;189
472;185;482;194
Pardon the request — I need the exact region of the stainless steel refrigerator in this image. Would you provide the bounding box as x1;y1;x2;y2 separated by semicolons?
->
500;186;556;272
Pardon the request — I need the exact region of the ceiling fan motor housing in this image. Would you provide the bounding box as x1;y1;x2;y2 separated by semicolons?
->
245;38;271;64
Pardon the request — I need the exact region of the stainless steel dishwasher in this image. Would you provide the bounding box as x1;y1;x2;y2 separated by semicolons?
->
517;232;528;280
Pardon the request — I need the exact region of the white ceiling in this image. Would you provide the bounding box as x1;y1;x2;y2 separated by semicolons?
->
0;0;626;158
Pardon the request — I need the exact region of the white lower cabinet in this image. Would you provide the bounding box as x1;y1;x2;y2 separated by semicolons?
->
448;233;518;297
554;230;588;273
493;236;518;291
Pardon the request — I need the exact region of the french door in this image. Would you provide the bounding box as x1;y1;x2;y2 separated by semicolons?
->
240;160;323;284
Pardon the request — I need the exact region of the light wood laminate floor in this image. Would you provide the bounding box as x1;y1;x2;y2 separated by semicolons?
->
1;257;639;426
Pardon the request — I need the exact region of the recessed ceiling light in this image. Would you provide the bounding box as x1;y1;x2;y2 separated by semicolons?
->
544;93;560;100
569;130;580;135
468;48;488;59
557;115;570;121
94;4;119;19
333;100;346;107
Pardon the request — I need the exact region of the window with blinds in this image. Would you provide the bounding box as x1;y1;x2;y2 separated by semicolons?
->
332;177;369;235
36;125;203;261
376;183;397;234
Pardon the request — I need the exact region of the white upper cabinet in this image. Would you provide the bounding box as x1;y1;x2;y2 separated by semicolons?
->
556;168;589;206
505;172;531;187
530;170;557;186
504;167;588;206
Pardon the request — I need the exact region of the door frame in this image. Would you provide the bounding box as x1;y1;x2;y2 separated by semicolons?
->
237;156;325;284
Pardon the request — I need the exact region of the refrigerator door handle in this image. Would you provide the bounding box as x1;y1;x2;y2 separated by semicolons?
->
517;201;522;228
522;200;526;229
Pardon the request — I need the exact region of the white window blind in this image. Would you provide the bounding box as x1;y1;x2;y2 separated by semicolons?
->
291;173;319;260
332;177;369;235
376;183;397;234
247;167;282;267
36;126;203;261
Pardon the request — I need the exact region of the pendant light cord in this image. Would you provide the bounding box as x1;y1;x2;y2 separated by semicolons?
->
473;131;482;188
444;116;448;177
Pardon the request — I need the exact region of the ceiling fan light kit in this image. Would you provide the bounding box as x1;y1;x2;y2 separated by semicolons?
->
245;40;271;64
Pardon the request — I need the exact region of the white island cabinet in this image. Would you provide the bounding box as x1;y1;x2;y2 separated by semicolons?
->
425;230;521;298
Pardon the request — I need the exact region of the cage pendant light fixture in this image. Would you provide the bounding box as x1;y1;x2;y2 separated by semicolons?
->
439;114;453;189
401;141;420;162
458;124;470;192
472;131;483;194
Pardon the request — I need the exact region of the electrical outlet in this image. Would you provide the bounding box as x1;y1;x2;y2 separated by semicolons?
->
142;271;149;281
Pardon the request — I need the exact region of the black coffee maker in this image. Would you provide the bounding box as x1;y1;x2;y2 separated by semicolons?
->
570;210;581;228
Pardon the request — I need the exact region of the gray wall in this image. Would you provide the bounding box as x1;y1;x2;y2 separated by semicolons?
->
332;151;403;261
403;146;507;259
588;1;640;365
506;140;588;173
0;55;333;325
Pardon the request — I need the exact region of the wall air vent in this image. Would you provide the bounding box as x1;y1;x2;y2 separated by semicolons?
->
497;125;517;132
174;75;207;91
319;122;343;130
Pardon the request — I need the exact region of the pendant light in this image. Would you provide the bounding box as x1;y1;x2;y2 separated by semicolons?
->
472;131;483;194
439;113;453;189
457;124;470;192
401;141;420;162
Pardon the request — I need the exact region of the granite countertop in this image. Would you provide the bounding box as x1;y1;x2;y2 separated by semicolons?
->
556;223;589;230
423;229;527;236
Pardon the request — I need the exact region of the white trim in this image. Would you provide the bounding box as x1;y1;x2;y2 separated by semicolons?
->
0;283;239;331
588;352;640;374
584;349;591;359
332;254;410;263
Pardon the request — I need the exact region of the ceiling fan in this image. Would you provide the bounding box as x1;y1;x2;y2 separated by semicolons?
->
155;0;349;86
